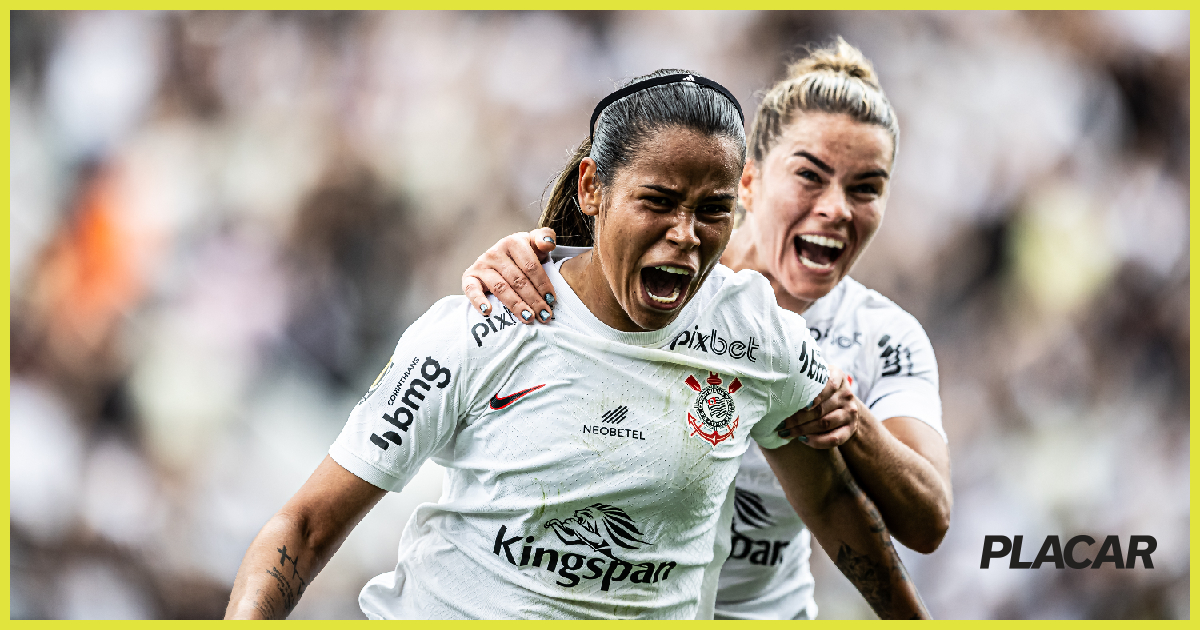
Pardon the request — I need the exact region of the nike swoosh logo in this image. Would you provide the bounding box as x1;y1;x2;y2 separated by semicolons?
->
489;383;547;410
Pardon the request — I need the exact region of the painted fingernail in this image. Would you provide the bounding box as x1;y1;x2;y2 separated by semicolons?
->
480;303;490;314
545;293;556;305
539;309;551;321
798;435;809;444
777;429;790;438
774;420;787;432
543;236;555;243
522;309;533;321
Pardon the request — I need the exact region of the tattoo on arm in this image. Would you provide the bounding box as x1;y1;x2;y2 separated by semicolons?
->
835;543;894;613
829;450;929;619
251;545;310;619
251;587;276;620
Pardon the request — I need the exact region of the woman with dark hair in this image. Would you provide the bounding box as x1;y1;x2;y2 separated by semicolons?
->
465;39;951;620
225;69;926;620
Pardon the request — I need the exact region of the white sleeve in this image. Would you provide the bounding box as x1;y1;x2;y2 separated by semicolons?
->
752;309;829;450
329;297;475;491
865;314;945;441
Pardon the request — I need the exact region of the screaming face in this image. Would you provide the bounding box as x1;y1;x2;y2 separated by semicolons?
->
739;112;893;311
562;127;742;333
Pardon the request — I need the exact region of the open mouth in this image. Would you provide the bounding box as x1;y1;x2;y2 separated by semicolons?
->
794;234;846;272
640;265;692;310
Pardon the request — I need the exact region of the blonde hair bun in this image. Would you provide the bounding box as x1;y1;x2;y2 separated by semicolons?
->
749;36;898;162
787;36;880;88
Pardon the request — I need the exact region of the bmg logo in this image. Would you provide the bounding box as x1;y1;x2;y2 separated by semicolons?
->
370;356;452;451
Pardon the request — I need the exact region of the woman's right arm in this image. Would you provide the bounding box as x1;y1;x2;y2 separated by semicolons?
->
225;456;386;619
759;358;928;619
761;440;930;619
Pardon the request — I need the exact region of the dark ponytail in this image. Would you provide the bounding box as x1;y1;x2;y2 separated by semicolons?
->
540;69;746;247
539;138;595;246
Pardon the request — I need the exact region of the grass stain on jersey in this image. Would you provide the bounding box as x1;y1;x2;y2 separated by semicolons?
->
531;481;548;522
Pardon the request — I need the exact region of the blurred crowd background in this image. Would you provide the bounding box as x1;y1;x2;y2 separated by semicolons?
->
8;10;1189;620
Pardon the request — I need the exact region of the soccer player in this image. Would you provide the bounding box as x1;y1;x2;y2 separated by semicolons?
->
226;69;927;620
464;39;950;620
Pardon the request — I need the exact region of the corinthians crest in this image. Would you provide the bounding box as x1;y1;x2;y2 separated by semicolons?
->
685;372;743;446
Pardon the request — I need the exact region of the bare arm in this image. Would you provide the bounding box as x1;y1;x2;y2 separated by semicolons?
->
839;414;951;553
225;456;387;619
760;441;930;619
781;375;951;553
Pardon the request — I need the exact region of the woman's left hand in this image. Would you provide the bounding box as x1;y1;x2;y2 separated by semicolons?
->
778;367;862;448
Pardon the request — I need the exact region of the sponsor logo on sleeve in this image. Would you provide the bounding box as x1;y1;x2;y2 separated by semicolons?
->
490;503;677;591
369;356;453;451
797;340;829;387
381;357;420;406
668;326;759;362
877;334;915;378
684;372;742;446
470;306;521;347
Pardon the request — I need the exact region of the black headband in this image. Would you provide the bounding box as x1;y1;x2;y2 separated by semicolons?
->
589;73;744;142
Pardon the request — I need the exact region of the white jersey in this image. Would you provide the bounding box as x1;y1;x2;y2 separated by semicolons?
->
329;259;829;619
714;276;944;620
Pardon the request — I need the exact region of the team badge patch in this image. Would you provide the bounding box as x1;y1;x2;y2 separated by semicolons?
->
685;372;742;446
357;357;395;405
